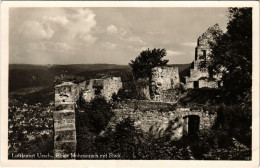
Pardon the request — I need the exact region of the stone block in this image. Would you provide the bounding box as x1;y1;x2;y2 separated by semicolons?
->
55;130;76;141
53;112;75;120
55;104;75;111
54;123;75;130
55;141;76;152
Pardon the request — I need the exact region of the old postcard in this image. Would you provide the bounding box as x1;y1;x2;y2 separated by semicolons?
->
1;1;259;167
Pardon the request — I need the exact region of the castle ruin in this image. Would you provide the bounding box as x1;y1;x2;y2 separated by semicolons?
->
137;25;223;100
53;77;122;159
150;66;180;102
54;82;80;159
184;24;223;89
82;77;122;102
53;24;222;159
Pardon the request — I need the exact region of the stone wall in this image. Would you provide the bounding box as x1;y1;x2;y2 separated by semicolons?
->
198;79;218;88
150;66;180;101
108;101;216;141
188;68;209;82
82;77;122;102
114;99;176;111
108;107;216;141
102;77;123;101
109;109;184;140
185;24;222;89
186;78;219;89
160;90;180;103
54;80;217;158
54;82;79;159
53;77;122;159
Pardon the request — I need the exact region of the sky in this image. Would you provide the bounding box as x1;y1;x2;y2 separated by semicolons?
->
9;7;229;65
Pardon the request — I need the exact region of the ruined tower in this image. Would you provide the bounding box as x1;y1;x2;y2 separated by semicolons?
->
150;66;180;102
185;24;223;89
53;82;80;159
53;77;122;159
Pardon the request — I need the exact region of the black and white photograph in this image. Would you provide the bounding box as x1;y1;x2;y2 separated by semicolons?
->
1;1;259;167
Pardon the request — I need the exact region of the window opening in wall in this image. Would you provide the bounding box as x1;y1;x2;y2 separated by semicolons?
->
95;89;101;95
209;67;213;78
193;81;199;88
218;81;221;88
202;50;206;61
195;48;198;60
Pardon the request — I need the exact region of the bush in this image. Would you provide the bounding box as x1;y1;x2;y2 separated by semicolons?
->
93;117;193;160
212;104;251;147
174;82;185;93
77;97;114;134
117;88;138;100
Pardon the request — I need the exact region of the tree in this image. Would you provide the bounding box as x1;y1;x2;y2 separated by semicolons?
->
112;117;137;159
129;48;169;80
207;8;252;99
77;97;114;134
199;8;252;154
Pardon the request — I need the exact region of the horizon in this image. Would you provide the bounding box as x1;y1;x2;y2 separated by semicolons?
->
10;7;228;65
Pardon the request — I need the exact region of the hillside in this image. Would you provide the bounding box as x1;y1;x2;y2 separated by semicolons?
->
9;64;130;92
9;63;190;92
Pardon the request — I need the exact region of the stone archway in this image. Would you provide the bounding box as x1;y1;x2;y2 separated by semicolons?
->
183;115;200;137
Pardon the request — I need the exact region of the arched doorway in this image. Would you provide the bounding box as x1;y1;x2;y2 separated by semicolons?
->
183;115;200;137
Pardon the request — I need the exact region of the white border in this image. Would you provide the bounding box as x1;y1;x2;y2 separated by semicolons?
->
1;1;259;167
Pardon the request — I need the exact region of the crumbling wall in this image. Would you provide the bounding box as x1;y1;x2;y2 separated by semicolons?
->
189;68;209;81
54;82;79;159
102;77;123;101
109;109;184;140
178;109;216;131
107;104;216;141
114;99;176;111
82;77;122;102
53;76;122;159
185;24;222;89
150;66;180;101
198;79;218;88
82;80;95;102
160;90;180;103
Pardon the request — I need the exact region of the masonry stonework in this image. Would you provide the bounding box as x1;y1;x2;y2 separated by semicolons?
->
107;105;216;141
54;82;79;159
150;66;180;102
54;77;122;159
53;24;223;159
82;77;122;102
185;24;222;89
